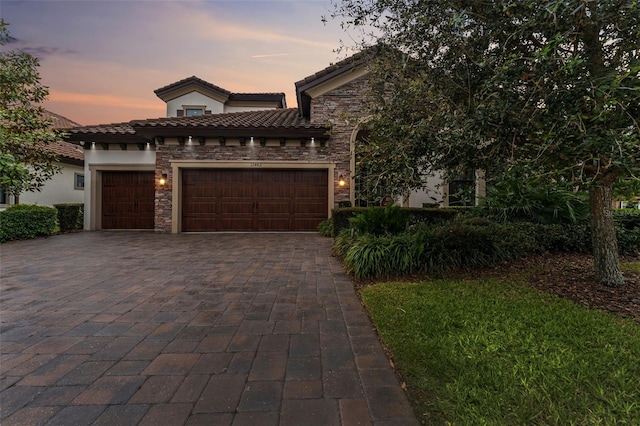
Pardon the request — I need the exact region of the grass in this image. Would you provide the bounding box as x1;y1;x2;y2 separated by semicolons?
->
361;279;640;425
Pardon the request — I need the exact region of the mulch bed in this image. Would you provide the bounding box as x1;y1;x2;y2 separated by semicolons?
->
470;253;640;323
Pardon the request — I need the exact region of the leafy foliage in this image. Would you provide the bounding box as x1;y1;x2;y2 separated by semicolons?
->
0;204;57;243
330;0;640;285
0;20;60;196
333;218;640;280
54;203;83;232
480;177;590;225
348;204;409;235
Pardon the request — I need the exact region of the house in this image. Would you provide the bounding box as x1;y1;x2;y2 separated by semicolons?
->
1;110;85;209
65;50;473;233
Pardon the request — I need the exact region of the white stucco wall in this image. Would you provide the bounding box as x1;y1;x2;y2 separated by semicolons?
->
403;171;445;207
165;92;224;117
83;147;156;230
19;162;85;207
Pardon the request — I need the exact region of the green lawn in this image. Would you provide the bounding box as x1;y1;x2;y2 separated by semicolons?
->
361;279;640;425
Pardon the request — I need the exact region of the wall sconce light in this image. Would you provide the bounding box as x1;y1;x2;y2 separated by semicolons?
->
159;172;168;186
338;174;346;187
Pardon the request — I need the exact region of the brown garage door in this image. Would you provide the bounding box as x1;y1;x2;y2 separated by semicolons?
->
182;169;328;232
102;171;155;230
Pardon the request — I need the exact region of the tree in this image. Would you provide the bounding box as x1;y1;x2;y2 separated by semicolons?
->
330;0;640;286
0;20;60;198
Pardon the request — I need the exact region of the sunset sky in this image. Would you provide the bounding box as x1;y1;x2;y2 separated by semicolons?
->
1;0;363;125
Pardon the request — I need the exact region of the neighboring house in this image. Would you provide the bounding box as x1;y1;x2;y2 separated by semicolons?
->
1;110;85;209
65;50;476;233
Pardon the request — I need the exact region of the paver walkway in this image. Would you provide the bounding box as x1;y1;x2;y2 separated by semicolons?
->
1;232;419;425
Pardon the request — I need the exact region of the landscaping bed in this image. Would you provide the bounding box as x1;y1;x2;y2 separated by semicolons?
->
454;252;640;322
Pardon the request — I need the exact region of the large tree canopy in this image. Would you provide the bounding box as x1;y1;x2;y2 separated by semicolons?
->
0;20;60;197
331;0;640;286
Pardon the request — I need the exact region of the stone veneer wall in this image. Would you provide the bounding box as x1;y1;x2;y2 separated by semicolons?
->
154;143;334;233
153;75;370;233
308;75;371;206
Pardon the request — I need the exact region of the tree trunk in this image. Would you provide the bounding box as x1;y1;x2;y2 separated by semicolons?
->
589;181;625;286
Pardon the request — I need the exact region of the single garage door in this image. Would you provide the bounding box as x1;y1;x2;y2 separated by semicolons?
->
102;171;155;229
182;169;328;232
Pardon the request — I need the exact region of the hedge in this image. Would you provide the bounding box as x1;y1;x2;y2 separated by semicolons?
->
331;207;460;236
54;203;84;232
0;204;57;243
334;220;638;280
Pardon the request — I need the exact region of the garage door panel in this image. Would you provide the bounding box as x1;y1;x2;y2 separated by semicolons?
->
294;201;326;214
183;218;217;232
219;201;254;214
220;218;255;231
257;218;290;231
257;186;290;198
182;169;327;232
102;171;155;230
220;187;253;198
187;201;218;214
259;201;291;215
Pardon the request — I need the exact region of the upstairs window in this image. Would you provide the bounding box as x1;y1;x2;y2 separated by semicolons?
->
176;106;210;117
185;108;204;116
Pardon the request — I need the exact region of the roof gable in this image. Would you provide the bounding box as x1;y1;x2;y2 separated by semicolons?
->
155;76;231;103
41;110;84;164
295;47;377;119
155;76;287;108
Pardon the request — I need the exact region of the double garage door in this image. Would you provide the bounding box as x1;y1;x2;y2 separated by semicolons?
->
101;169;328;231
182;169;328;232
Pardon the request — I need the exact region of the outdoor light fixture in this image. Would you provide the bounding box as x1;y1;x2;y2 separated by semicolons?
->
159;172;168;186
338;174;346;187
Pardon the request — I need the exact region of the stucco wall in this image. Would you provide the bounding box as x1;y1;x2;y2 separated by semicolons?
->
83;147;156;230
19;162;85;207
166;92;224;117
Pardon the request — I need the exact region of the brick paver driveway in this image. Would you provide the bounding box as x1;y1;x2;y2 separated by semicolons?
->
1;232;418;425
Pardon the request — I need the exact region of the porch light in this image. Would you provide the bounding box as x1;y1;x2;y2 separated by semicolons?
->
159;172;168;186
338;174;346;187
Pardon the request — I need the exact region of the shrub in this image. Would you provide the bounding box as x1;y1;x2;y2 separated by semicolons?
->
617;226;640;255
54;203;83;232
332;206;459;235
343;233;425;280
333;228;356;259
421;224;505;272
0;204;57;243
317;218;333;237
349;204;409;236
481;179;589;225
336;219;632;281
614;209;640;230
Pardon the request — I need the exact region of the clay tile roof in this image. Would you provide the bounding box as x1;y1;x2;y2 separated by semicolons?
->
154;76;287;107
66;122;136;136
46;140;85;162
295;46;378;118
130;108;318;130
294;47;376;90
40;110;84;162
42;110;81;129
64;121;146;145
154;75;231;99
